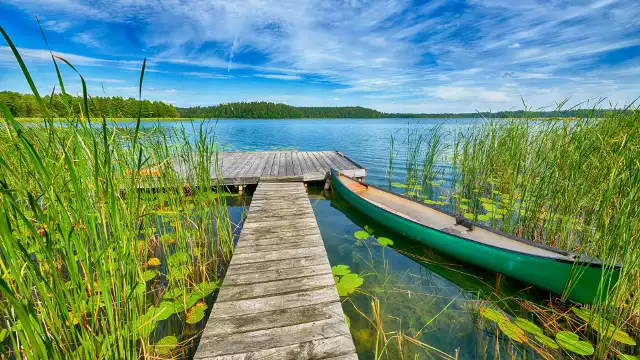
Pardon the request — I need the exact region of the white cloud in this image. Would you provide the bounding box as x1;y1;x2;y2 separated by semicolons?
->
85;78;125;83
42;20;73;33
72;32;100;47
182;72;233;79
435;86;468;101
328;97;341;101
2;0;640;111
434;86;510;102
254;74;303;81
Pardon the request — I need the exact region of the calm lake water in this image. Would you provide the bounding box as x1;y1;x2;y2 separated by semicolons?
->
145;119;542;359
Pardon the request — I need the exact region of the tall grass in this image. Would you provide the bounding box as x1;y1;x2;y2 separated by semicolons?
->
391;109;640;358
0;26;235;358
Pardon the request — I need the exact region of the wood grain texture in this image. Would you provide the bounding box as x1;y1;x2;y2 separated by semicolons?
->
169;151;365;186
194;182;356;359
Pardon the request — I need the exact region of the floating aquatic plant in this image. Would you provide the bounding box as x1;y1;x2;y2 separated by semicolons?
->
154;336;178;355
555;331;595;356
375;237;394;246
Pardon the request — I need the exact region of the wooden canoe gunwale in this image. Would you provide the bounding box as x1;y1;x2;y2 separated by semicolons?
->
331;169;621;270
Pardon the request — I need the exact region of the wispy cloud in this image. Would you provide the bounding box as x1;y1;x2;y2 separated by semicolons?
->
42;20;72;33
72;32;100;47
182;72;233;79
254;74;303;81
85;77;125;83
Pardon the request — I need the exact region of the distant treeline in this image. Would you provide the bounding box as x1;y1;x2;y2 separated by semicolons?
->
0;91;180;118
1;93;627;120
178;101;622;119
178;102;384;119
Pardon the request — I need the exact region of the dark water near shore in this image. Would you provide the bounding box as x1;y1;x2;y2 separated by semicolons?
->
147;119;543;359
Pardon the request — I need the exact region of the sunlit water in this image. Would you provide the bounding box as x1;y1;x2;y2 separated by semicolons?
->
142;119;545;359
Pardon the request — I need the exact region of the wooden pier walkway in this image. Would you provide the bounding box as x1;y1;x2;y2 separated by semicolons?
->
194;182;358;359
172;150;366;185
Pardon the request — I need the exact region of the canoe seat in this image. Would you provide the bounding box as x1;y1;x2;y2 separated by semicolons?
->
347;182;368;193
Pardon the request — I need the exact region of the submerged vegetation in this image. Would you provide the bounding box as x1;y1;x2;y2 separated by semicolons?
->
383;106;640;358
0;26;238;358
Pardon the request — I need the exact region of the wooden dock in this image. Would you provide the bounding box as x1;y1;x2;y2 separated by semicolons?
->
194;182;357;359
172;150;366;185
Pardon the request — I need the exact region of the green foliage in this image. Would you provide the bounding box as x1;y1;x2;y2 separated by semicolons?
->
185;303;208;324
178;102;384;119
336;273;364;297
498;320;527;344
555;331;595;356
514;318;543;336
375;237;394;246
479;307;507;323
354;230;369;240
142;270;158;282
0;91;180;119
331;265;351;276
535;334;559;349
154;336;178;355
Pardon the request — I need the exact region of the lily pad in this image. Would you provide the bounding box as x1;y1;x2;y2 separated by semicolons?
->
571;307;636;345
376;237;394;246
142;270;158;282
482;203;497;211
535;333;559;349
591;321;637;346
618;355;639;360
498;320;527;343
147;257;161;267
154;301;178;321
332;265;351;276
556;331;594;356
479;307;507;323
163;287;185;299
154;335;178;355
463;213;474;220
354;231;369;240
336;273;364;297
186;302;208;324
515;318;543;336
134;282;146;294
194;281;220;298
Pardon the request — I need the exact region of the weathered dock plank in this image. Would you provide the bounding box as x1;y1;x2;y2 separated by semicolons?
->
169;150;365;186
194;182;356;360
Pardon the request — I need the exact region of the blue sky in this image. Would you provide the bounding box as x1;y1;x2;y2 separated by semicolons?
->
1;0;639;113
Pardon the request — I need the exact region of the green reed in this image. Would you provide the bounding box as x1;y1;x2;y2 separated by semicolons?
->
390;108;640;358
0;26;235;358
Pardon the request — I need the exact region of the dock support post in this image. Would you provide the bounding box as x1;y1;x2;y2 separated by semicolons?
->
323;172;331;191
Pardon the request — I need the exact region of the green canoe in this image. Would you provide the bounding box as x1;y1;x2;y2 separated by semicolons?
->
330;169;620;304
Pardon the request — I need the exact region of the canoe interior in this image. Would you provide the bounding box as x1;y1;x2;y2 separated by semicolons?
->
338;175;574;261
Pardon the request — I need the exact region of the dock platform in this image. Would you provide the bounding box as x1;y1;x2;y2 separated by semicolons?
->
194;182;358;359
172;150;366;185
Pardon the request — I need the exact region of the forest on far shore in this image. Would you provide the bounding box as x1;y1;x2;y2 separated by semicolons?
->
1;91;621;119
